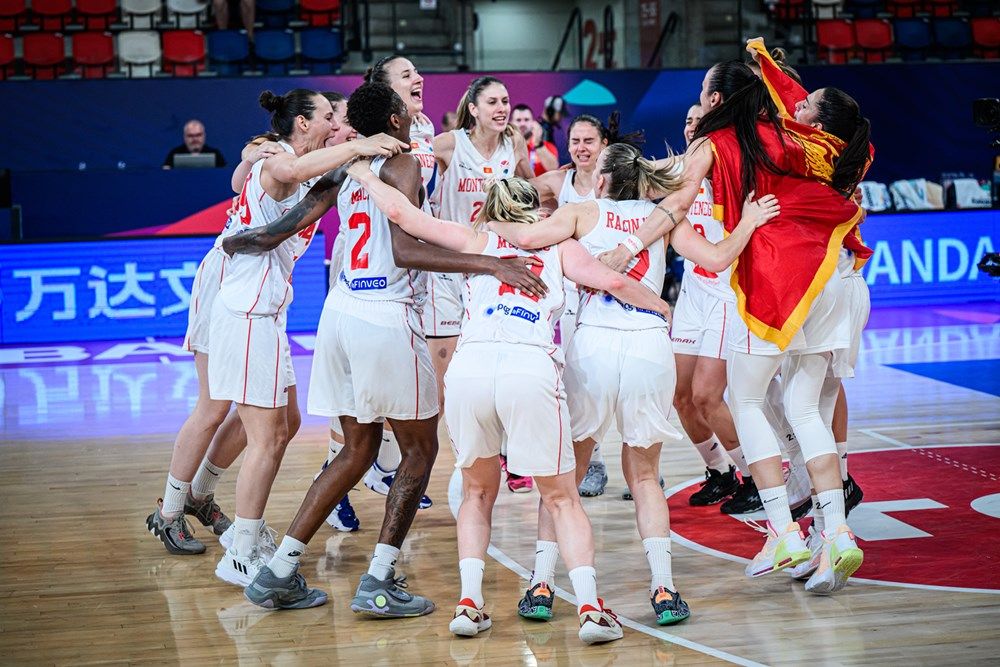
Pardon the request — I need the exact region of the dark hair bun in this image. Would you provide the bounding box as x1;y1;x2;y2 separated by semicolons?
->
259;91;285;112
770;47;788;64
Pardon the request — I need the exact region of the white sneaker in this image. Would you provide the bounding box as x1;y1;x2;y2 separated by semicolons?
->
219;522;278;559
363;462;395;495
215;546;267;587
805;524;864;595
578;600;623;644
789;526;823;580
449;598;492;637
744;521;812;578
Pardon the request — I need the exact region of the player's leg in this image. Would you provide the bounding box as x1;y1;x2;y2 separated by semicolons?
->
186;408;243;538
687;355;740;505
318;416;360;532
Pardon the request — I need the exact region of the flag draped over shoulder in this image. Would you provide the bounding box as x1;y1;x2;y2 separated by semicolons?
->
707;40;873;350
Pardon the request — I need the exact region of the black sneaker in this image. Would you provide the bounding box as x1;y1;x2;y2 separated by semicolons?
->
650;586;690;625
517;582;554;621
790;496;813;521
844;474;864;515
689;466;739;506
720;476;762;514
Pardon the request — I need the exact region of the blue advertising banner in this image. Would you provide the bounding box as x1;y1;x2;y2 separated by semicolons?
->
0;235;328;344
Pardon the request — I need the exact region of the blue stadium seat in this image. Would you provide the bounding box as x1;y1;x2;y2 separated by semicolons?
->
933;17;972;59
894;18;932;60
299;28;342;74
844;0;884;19
257;0;296;29
253;29;295;75
206;29;249;76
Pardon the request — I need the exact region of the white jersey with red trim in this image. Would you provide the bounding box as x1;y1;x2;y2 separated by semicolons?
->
682;178;734;302
410;117;437;198
217;142;319;317
458;232;565;357
438;129;517;227
577;198;667;331
334;156;427;304
557;169;595;207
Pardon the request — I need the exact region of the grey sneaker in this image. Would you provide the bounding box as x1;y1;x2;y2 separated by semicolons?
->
185;493;232;536
146;500;206;555
350;569;435;618
578;462;608;497
245;565;328;610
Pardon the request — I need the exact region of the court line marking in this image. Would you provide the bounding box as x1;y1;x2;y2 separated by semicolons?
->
446;470;766;667
867;419;1000;432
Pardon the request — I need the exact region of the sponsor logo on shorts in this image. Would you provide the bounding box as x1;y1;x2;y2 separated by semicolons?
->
610;296;666;321
672;337;698;344
441;320;461;327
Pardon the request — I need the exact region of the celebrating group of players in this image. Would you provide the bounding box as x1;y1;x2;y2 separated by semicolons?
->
145;38;874;645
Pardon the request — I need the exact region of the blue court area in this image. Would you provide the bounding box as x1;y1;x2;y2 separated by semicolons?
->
888;359;1000;397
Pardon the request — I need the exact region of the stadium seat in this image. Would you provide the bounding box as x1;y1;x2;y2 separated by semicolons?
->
0;32;15;79
855;18;894;61
812;0;844;20
253;29;295;74
970;16;1000;58
23;31;67;79
886;0;921;18
961;0;996;18
165;0;208;29
258;0;297;29
206;28;248;75
118;29;161;76
925;0;959;17
816;18;857;63
122;0;163;29
894;17;932;59
32;0;72;31
75;0;119;30
933;17;972;58
72;31;115;78
162;29;205;76
299;27;342;74
299;0;341;28
0;0;30;32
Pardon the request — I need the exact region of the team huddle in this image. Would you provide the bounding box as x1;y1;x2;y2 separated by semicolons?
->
145;38;874;645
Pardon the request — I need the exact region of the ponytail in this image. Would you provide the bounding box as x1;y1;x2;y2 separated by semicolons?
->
258;88;321;139
600;143;683;201
475;177;540;229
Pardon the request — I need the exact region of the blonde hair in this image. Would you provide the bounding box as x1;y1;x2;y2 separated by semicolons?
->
455;76;516;142
600;143;683;201
473;177;540;229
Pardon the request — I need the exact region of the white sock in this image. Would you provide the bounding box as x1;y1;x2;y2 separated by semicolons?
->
162;474;190;518
268;535;307;578
758;485;793;530
368;543;401;580
811;494;826;534
459;558;485;607
728;446;752;478
233;516;264;556
836;441;849;481
693;437;728;472
376;431;402;471
817;488;847;532
590;442;604;466
568;565;599;611
643;536;675;592
326;438;344;466
530;540;559;587
190;459;226;500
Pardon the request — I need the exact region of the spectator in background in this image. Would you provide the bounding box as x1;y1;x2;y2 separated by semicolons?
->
163;119;226;169
213;0;255;42
512;104;559;176
539;95;567;145
441;110;458;133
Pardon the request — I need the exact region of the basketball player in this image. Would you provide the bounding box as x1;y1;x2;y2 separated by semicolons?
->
491;143;779;624
240;82;547;615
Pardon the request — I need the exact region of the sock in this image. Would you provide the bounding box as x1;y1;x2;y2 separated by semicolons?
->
233;516;264;556
162;474;190;518
376;431;402;471
530;540;559;587
817;488;847;532
758;485;793;531
568;565;598;611
268;535;307;578
326;438;344;466
693;437;728;472
643;536;675;592
190;458;226;501
836;441;849;481
728;446;752;478
459;558;485;607
590;442;604;466
811;494;826;534
368;543;401;580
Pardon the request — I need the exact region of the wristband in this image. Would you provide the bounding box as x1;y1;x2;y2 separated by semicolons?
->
621;234;644;256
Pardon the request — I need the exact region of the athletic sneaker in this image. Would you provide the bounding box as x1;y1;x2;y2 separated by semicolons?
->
622;477;664;501
244;564;328;610
146;500;206;555
578;599;623;644
844;474;864;515
650;586;690;625
578;462;608;497
790;495;814;521
449;598;492;636
325;494;360;532
363;462;432;509
219;522;278;559
500;456;534;493
185;492;233;536
720;476;763;514
215;545;267;587
788;526;823;580
744;521;811;578
804;525;864;594
517;582;554;621
689;466;739;506
350;569;435;618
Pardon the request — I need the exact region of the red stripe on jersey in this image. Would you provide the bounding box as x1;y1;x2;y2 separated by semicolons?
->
428;277;437;335
247;267;271;316
242;319;253;404
272;330;280;408
554;365;563;473
406;305;419;418
718;303;728;359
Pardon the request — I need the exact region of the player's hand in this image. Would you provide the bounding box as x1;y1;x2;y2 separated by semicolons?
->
354;133;410;158
741;191;780;228
347;159;373;181
746;37;765;59
598;245;634;273
225;195;239;218
493;256;548;299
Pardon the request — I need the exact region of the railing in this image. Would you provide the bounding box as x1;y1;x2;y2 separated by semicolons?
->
602;5;614;69
646;11;679;68
551;8;583;71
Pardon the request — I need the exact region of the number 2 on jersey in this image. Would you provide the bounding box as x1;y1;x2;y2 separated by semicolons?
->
349;212;371;270
691;223;718;279
470;201;484;223
497;255;543;302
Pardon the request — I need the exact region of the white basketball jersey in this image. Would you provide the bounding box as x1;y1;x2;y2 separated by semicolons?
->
459;232;565;357
438;129;517;227
682;178;734;302
557;169;595;207
218;142;319;317
334;156;427;304
410;117;437;197
577;198;667;330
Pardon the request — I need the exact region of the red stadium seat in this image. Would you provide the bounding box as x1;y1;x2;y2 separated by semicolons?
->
886;0;921;18
299;0;341;28
76;0;119;31
816;18;857;63
32;0;73;31
162;29;205;76
72;31;115;78
855;18;894;61
0;33;15;79
925;0;959;17
770;0;808;22
0;0;30;32
23;31;67;79
970;17;1000;59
